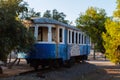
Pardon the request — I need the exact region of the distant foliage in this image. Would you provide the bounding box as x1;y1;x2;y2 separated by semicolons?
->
76;7;107;53
20;8;41;20
102;0;120;64
43;9;69;24
113;0;120;20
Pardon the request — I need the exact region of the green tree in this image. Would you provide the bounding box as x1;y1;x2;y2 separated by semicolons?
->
114;0;120;19
43;9;69;24
76;7;107;59
20;8;41;20
0;0;34;63
43;10;51;18
102;0;120;64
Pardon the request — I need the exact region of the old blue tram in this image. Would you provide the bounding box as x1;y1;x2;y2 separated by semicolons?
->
25;18;91;69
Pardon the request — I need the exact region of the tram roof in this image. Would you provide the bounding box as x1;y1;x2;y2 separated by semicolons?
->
31;17;81;31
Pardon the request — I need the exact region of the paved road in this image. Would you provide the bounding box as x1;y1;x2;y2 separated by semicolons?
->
87;60;120;80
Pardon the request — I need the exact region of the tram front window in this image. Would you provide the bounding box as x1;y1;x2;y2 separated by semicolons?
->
59;28;63;42
38;27;48;42
52;27;56;42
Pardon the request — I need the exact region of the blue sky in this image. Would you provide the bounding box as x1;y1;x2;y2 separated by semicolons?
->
24;0;116;25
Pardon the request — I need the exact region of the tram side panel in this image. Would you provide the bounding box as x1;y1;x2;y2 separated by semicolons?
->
26;43;69;68
26;43;56;68
67;44;90;61
33;43;56;59
26;31;90;68
80;45;90;60
66;34;90;61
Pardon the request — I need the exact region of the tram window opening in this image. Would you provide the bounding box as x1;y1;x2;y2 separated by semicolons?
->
59;28;63;42
79;33;81;44
76;33;78;44
52;27;56;42
82;34;84;44
38;27;48;42
69;30;71;43
72;32;74;43
84;36;87;44
88;37;90;44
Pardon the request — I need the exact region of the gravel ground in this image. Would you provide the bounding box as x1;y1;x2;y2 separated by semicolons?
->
0;62;98;80
1;53;119;80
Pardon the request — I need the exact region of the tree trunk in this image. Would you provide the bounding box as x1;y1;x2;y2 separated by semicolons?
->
0;66;3;74
8;58;18;69
93;49;96;60
8;53;12;63
93;43;96;60
16;58;20;65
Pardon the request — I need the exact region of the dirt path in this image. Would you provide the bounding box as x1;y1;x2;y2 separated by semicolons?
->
0;58;120;80
87;60;120;80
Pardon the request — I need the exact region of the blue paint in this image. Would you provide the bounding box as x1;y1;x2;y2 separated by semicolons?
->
80;45;91;55
26;41;91;60
27;43;69;61
26;44;91;61
28;43;56;59
58;44;68;60
67;44;72;58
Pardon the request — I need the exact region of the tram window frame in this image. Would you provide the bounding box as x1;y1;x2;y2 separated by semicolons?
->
59;28;63;43
72;31;74;44
88;36;90;44
67;30;71;44
81;34;84;44
38;27;42;41
76;32;78;44
79;33;81;44
52;27;56;42
38;27;48;42
84;36;87;44
69;30;71;43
